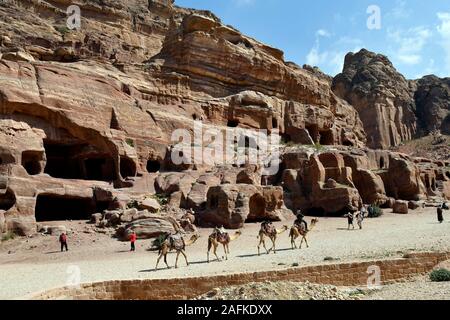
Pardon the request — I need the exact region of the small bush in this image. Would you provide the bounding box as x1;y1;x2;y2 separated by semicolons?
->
126;200;139;209
368;205;383;218
55;25;70;35
430;269;450;282
125;138;135;147
1;232;15;242
153;194;168;206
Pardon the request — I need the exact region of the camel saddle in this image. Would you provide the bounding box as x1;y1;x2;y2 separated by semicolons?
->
216;231;230;243
262;221;276;236
169;233;185;251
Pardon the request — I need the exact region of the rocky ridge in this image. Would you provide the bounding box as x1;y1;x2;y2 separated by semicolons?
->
0;0;449;237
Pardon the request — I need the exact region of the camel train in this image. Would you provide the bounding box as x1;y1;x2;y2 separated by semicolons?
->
152;211;320;270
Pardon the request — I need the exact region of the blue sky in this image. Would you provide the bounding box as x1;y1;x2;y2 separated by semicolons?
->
175;0;450;79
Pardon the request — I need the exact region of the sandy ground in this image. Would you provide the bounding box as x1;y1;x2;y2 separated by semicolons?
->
1;208;450;300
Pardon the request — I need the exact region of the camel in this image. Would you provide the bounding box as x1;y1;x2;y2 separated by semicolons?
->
289;218;318;249
257;222;289;255
207;228;242;262
155;233;199;270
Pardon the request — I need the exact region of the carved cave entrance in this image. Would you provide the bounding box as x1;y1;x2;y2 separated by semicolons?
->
22;151;44;175
146;160;161;173
35;194;110;222
247;194;266;222
0;189;16;211
43;140;115;182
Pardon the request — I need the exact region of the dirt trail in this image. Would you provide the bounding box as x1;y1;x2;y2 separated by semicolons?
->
1;208;449;299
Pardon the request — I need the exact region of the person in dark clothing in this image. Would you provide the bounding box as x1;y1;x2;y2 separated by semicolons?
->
347;212;355;230
130;231;137;251
59;233;68;252
294;210;308;231
443;202;449;210
437;205;444;223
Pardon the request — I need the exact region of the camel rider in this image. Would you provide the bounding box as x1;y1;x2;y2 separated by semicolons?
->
214;226;226;236
262;220;275;235
294;210;308;231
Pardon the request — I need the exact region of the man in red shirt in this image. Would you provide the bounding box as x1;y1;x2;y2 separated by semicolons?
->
59;232;68;252
130;231;137;252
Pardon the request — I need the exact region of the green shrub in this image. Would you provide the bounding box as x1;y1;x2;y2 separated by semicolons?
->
430;269;450;282
125;138;135;147
1;232;15;242
153;194;168;206
126;200;139;209
368;205;383;218
55;25;70;35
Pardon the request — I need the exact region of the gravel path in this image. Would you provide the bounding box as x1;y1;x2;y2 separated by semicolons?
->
364;275;450;300
1;208;449;299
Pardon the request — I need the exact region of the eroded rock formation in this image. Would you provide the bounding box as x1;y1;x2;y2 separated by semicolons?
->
0;1;449;235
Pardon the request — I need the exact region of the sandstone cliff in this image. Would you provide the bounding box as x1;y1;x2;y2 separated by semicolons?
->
0;1;449;235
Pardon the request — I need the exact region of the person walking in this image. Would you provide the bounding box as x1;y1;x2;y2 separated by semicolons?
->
437;204;444;223
130;231;137;251
59;232;68;252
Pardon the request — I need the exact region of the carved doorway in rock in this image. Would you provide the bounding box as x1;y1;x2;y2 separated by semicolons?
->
34;194;108;222
248;193;266;221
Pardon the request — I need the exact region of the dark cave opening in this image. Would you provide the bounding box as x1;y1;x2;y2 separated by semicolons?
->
272;117;278;129
0;189;16;211
247;194;266;222
306;124;319;143
380;157;385;169
319;130;334;145
146;159;161;173
227;119;239;128
22;151;43;175
35;194;107;222
120;157;136;179
43;140;115;182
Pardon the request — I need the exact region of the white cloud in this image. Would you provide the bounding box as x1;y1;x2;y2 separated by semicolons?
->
305;32;363;75
437;12;450;74
316;29;331;37
387;26;432;65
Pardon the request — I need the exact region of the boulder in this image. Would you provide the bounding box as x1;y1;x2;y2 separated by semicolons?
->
90;213;103;225
393;200;409;214
408;201;420;210
2;50;35;62
47;225;67;235
186;183;209;210
117;215;175;240
139;198;161;212
200;184;287;228
324;178;337;189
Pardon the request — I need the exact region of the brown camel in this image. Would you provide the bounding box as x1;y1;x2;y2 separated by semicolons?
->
207;228;242;262
289;218;318;249
257;222;289;255
155;233;199;270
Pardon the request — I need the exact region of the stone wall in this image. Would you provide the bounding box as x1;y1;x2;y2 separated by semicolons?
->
28;252;449;300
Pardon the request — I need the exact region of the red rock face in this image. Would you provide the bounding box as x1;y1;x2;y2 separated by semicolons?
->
0;1;448;233
333;49;418;149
